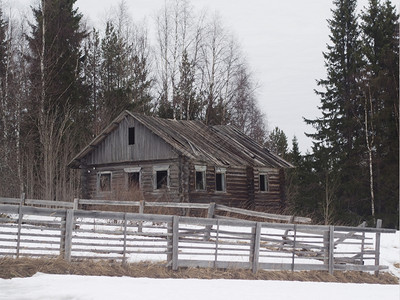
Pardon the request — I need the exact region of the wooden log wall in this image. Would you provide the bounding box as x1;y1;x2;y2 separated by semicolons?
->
188;165;284;210
253;168;283;211
84;159;182;202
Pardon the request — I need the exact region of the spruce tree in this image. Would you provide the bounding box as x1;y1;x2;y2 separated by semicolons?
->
27;0;87;200
28;0;86;113
82;28;103;135
305;0;365;222
360;0;399;226
101;21;131;122
267;127;289;159
174;50;199;120
128;51;153;115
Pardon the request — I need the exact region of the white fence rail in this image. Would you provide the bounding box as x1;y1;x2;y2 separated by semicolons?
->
0;204;395;275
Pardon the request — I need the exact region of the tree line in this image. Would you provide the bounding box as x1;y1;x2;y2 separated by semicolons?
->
0;0;267;202
280;0;398;228
0;0;398;228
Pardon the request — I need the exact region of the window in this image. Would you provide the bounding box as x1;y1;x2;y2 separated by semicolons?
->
128;127;135;145
128;172;140;189
153;165;169;190
259;174;269;192
195;166;206;191
215;167;226;192
98;172;111;192
125;167;141;190
156;170;168;189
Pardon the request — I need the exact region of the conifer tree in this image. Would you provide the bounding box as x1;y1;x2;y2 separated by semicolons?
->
27;0;86;200
174;49;199;120
267;127;289;159
83;28;103;135
360;0;399;226
305;0;365;222
101;21;130;121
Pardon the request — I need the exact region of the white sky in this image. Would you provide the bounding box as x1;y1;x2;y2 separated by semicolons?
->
11;0;399;152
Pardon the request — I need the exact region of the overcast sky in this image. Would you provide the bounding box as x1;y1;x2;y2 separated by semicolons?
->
13;0;399;152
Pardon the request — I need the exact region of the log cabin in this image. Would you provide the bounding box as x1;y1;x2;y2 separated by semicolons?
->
68;111;293;210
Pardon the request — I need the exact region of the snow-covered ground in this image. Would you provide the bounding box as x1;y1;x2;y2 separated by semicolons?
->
0;273;398;300
0;215;399;300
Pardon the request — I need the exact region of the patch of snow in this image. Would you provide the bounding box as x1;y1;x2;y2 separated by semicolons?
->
0;273;398;300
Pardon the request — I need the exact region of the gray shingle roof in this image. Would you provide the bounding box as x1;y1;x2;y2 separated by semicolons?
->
69;110;293;169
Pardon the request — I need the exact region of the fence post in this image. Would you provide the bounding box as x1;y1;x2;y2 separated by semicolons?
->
19;193;26;206
138;200;145;233
16;194;25;258
374;219;382;277
360;221;366;265
328;225;334;274
214;220;220;268
60;215;66;254
73;198;79;210
204;202;215;240
122;213;128;265
291;224;297;272
64;209;74;262
252;222;262;274
167;218;172;264
172;215;179;271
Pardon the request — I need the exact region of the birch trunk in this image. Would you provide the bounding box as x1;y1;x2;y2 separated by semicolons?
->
364;92;375;219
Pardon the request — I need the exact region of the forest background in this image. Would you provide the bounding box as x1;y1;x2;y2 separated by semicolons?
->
0;0;398;228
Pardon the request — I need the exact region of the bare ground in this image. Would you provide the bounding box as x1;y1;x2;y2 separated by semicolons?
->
0;258;398;284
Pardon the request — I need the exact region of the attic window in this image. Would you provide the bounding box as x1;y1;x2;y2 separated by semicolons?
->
259;174;269;192
128;127;135;145
215;167;226;192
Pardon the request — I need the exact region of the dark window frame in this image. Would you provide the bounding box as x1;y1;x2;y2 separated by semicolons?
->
127;172;140;190
195;171;206;191
259;174;269;192
153;165;170;191
128;127;135;145
156;170;168;189
98;172;112;192
215;168;226;193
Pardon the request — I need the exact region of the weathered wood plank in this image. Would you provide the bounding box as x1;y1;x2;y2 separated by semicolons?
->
0;197;21;204
24;199;74;208
374;219;382;276
215;204;311;223
16;204;23;258
64;209;74;262
172;216;179;271
252;222;262;273
328;226;334;274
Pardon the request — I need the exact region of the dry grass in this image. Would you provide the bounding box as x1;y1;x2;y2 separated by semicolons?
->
394;263;400;269
0;257;398;284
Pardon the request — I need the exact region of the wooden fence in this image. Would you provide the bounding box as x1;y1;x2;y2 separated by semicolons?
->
0;203;395;275
0;195;312;224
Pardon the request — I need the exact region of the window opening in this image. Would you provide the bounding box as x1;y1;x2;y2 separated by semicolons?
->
215;169;226;192
260;174;268;192
195;171;205;190
128;172;140;189
156;170;168;189
128;127;135;145
99;173;111;192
